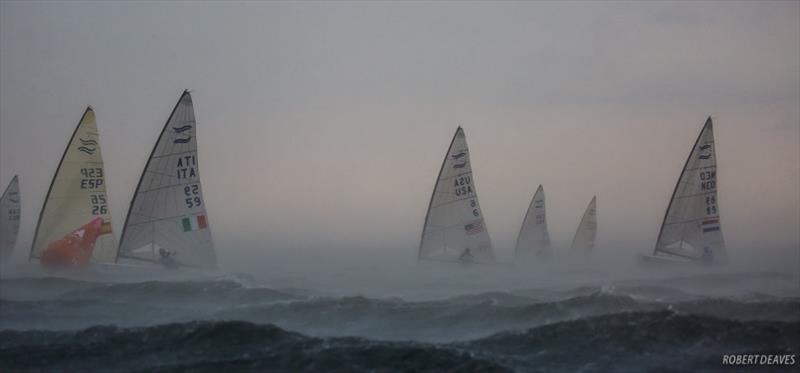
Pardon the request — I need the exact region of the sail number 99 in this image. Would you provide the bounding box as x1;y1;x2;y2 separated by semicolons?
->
184;184;202;208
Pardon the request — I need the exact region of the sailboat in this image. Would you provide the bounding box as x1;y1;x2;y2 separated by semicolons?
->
419;127;495;265
117;91;217;270
29;108;117;268
514;184;552;260
1;175;21;265
641;117;726;265
570;196;597;252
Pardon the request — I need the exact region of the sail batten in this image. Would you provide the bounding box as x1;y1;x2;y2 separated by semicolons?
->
0;175;21;262
29;108;117;264
118;91;216;269
652;118;726;263
419;127;495;264
514;185;551;259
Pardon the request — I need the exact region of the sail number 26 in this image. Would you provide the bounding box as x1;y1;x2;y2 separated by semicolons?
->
184;184;202;208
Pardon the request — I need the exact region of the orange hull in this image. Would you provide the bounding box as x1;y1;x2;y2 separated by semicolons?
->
40;217;109;269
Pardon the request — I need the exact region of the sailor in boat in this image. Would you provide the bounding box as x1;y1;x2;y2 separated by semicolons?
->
459;248;475;264
157;248;179;270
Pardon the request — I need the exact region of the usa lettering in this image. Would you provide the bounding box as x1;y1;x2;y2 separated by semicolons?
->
454;176;473;196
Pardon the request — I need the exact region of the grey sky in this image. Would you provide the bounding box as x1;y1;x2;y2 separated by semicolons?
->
1;1;798;270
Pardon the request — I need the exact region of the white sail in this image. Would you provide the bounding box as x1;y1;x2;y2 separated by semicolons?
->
29;108;117;263
653;117;726;263
118;91;216;269
419;127;495;264
571;196;597;252
514;184;551;259
0;175;21;262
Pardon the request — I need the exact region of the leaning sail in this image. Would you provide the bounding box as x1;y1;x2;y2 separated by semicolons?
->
419;127;495;264
29;108;117;263
653;118;725;262
0;175;21;262
118;91;216;269
571;196;597;252
514;184;551;259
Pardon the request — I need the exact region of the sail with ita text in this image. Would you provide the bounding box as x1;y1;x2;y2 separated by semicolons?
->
117;91;216;269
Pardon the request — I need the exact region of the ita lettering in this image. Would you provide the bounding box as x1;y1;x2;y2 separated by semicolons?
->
176;155;198;180
79;168;104;189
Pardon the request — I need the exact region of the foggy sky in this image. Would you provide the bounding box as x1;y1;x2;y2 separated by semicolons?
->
1;1;798;273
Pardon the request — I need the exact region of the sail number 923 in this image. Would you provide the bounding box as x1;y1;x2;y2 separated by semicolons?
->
80;168;104;189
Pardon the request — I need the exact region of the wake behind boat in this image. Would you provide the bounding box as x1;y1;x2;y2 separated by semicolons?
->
640;117;727;266
418;127;495;265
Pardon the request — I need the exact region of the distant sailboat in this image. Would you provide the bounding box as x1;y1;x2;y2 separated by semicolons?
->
117;91;216;269
514;185;551;259
29;108;117;268
419;127;495;264
1;175;21;263
641;117;726;265
570;196;597;252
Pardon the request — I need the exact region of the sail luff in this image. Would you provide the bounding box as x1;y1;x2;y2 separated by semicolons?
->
29;109;90;261
116;90;189;263
653;117;711;256
418;126;463;260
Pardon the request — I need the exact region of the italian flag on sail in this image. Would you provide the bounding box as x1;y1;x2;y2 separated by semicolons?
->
182;215;208;232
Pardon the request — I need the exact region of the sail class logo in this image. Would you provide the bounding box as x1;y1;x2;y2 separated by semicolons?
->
451;152;467;168
181;215;208;232
698;143;712;159
77;138;97;155
173;123;193;144
464;220;484;235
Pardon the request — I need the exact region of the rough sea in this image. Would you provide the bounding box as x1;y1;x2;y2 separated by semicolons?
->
1;260;798;372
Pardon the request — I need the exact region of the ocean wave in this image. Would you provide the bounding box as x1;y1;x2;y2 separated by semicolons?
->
2;312;796;372
0;321;507;372
2;278;798;342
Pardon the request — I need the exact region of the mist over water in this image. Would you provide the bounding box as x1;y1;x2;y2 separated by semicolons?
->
1;1;799;371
